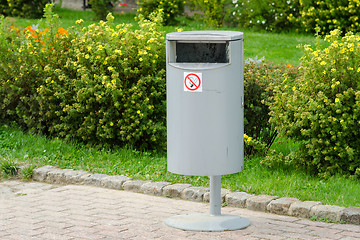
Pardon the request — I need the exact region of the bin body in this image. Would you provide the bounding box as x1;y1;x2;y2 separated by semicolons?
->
166;31;244;176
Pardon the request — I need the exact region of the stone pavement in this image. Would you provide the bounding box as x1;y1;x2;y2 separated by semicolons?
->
0;180;359;240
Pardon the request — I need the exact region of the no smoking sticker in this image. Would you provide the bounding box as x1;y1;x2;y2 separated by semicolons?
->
184;72;202;92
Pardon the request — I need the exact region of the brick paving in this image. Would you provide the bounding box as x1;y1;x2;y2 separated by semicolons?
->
0;180;359;240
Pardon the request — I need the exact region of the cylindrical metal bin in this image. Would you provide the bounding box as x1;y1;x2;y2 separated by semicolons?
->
166;31;244;176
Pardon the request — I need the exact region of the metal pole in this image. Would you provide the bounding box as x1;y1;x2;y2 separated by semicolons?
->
210;175;221;216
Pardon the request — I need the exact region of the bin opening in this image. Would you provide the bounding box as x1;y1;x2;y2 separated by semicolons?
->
176;42;229;63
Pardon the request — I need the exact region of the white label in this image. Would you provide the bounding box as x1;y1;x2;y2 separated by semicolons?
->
184;72;202;92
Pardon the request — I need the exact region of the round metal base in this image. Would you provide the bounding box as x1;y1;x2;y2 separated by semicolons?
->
165;213;250;232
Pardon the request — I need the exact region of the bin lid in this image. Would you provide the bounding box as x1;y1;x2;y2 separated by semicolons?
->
166;31;243;41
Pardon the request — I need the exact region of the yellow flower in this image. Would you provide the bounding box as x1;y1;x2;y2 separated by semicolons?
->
335;98;340;103
108;66;114;71
85;54;89;59
110;122;114;126
139;57;143;61
75;19;84;24
320;61;326;65
137;110;141;114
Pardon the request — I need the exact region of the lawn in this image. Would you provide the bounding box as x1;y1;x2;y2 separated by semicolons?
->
1;124;359;208
1;7;359;208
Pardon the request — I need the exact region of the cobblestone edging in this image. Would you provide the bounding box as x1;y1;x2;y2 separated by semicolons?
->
32;165;360;225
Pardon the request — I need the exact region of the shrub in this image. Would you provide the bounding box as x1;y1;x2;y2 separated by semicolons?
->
244;133;267;156
243;59;300;156
294;0;360;34
0;0;48;19
189;0;230;27
89;0;116;20
137;0;184;25
0;4;167;151
268;30;360;177
230;0;301;32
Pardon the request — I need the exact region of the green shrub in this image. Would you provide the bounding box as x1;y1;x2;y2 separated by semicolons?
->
269;30;360;177
0;5;167;151
0;158;19;177
244;133;267;156
89;0;116;20
243;59;300;155
293;0;360;34
230;0;301;32
137;0;184;25
0;0;49;19
20;165;34;180
189;0;230;27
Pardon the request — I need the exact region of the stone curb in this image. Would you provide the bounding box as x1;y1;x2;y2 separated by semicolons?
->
32;165;360;225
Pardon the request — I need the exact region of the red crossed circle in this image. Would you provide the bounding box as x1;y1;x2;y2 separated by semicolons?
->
184;73;201;91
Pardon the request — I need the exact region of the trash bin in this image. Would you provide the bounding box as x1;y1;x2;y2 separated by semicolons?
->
166;31;244;176
165;31;249;232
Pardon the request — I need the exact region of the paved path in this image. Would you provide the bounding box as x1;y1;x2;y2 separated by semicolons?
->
0;180;359;240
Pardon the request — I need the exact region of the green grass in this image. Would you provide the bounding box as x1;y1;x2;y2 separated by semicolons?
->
7;7;316;65
0;157;19;178
1;124;359;208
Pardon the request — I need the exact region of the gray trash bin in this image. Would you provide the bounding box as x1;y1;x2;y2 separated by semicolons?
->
165;31;249;232
166;31;244;176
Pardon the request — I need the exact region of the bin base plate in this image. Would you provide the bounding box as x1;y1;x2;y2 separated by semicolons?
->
165;213;250;232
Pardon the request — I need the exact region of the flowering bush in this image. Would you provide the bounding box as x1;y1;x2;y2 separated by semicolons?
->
230;0;301;31
189;0;230;27
137;0;184;25
0;4;167;151
268;30;360;177
89;0;116;20
295;0;360;34
244;133;267;156
243;59;301;155
0;0;48;18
